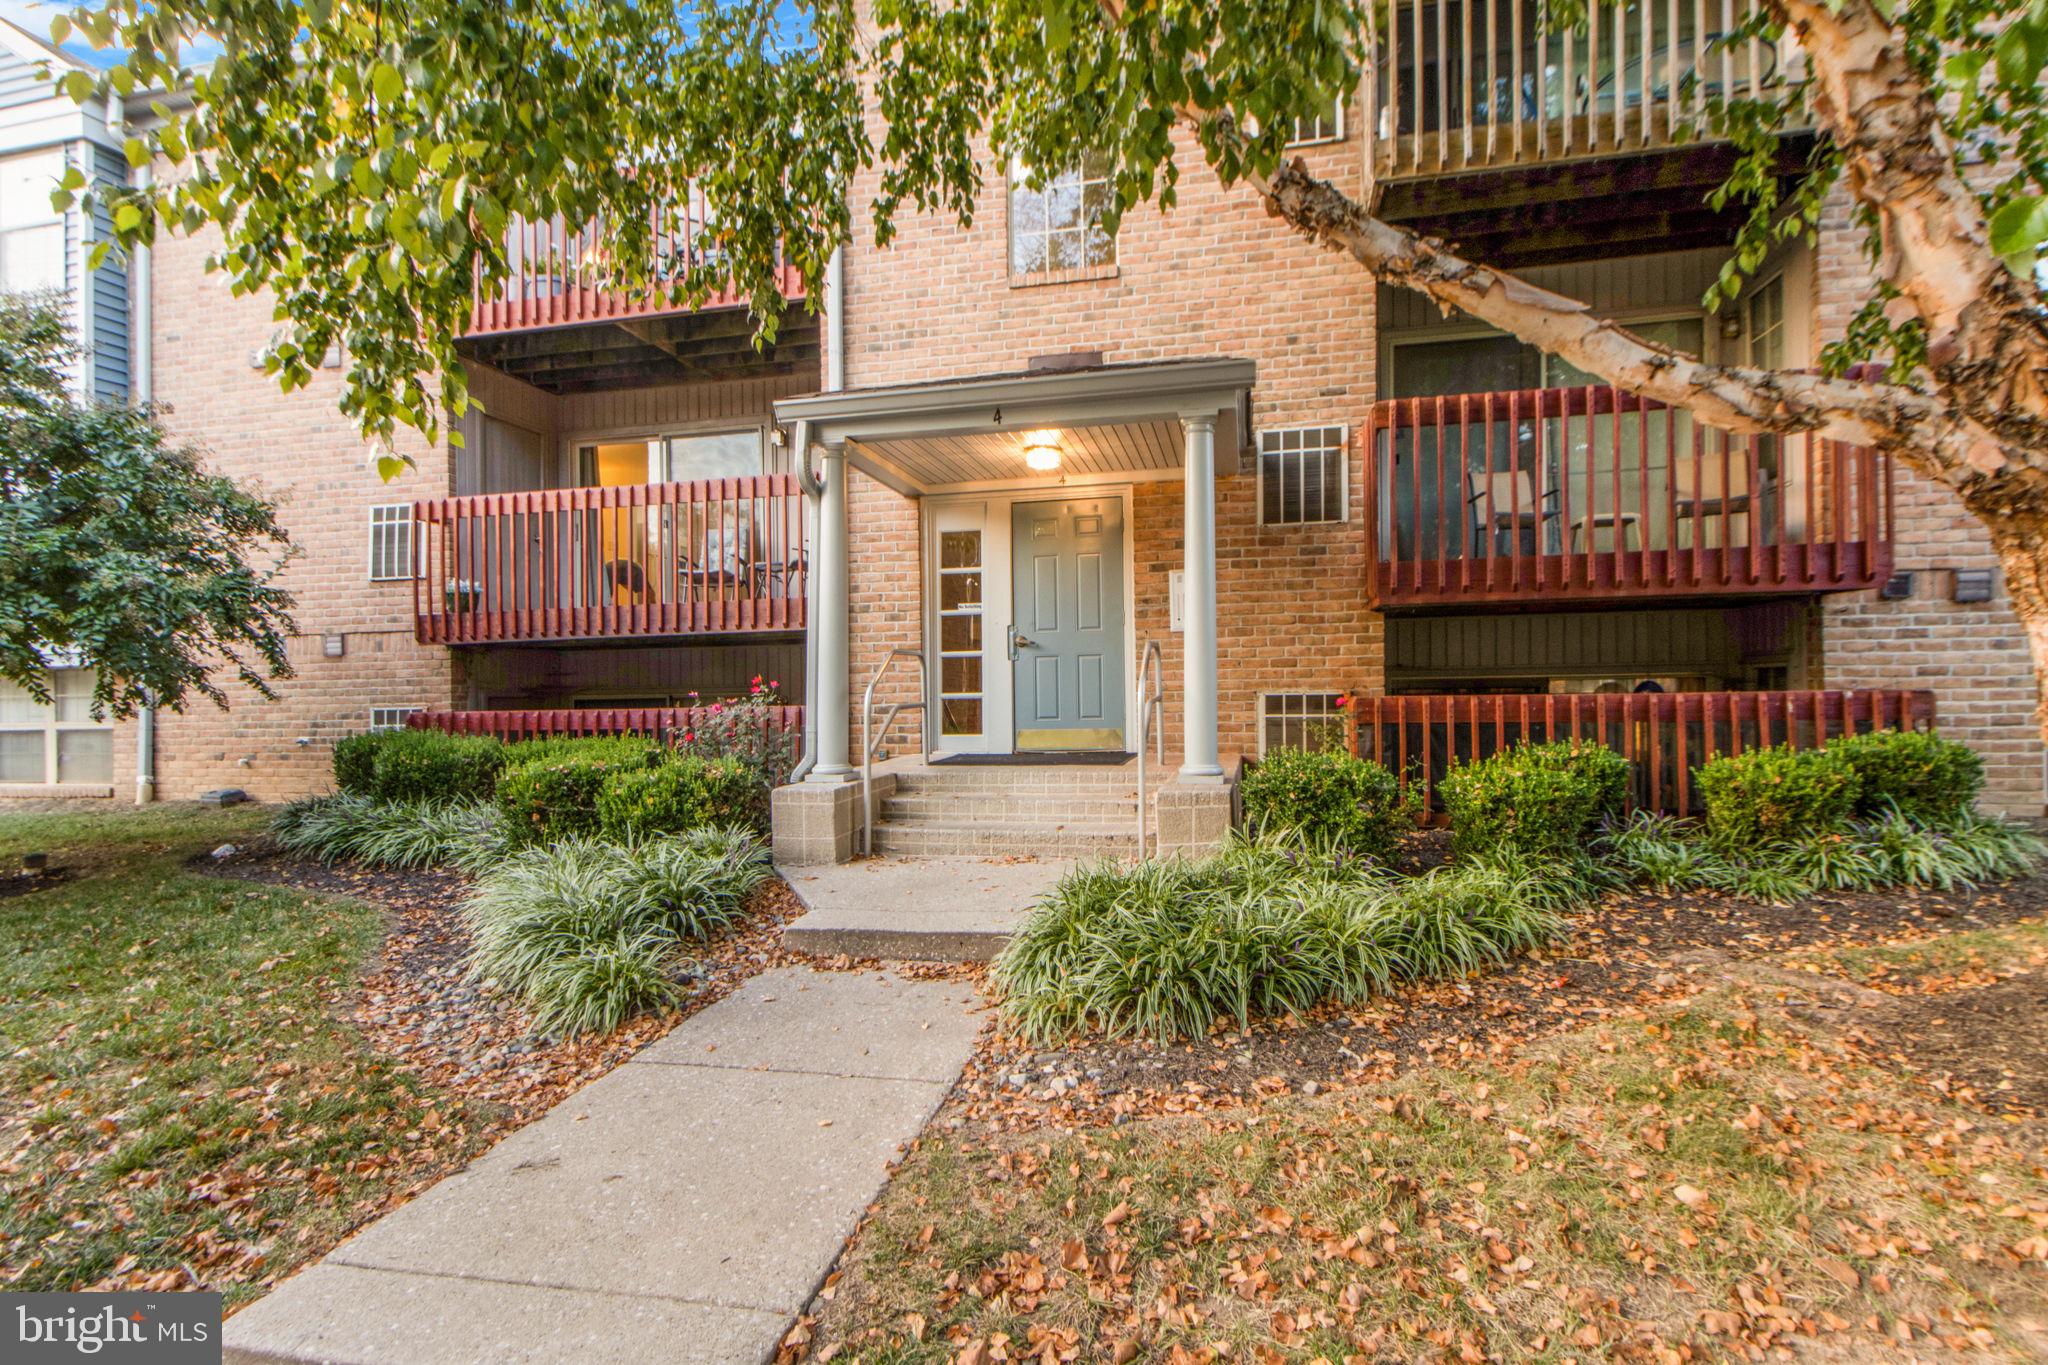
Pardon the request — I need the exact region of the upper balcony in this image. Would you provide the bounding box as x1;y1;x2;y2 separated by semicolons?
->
1367;0;1812;265
461;204;813;393
1362;382;1893;609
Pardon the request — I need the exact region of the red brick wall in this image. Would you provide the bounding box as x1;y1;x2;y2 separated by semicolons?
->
1811;187;2046;813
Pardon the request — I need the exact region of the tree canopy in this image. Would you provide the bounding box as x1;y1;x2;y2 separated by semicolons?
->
0;294;295;717
42;0;2048;709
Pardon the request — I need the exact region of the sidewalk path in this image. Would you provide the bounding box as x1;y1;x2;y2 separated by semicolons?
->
225;966;984;1364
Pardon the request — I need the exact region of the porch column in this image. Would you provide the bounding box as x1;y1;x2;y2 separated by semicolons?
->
1180;413;1224;780
807;440;855;782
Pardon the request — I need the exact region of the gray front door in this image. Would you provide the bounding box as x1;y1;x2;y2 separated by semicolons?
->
1010;497;1127;751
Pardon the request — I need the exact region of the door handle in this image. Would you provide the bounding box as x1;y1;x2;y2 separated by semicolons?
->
1007;627;1037;661
1015;634;1037;649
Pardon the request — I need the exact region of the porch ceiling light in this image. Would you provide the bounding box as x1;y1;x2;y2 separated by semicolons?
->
1022;431;1063;472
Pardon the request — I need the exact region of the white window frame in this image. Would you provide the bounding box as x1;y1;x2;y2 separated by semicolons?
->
1288;98;1347;147
0;149;68;296
1007;157;1117;278
0;669;115;789
367;706;422;733
368;504;415;581
1257;424;1350;526
1746;271;1787;370
1258;691;1349;757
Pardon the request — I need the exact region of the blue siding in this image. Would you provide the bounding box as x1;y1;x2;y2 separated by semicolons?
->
86;142;128;403
0;48;51;110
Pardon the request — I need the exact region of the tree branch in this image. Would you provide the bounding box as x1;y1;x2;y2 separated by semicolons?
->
1251;156;2047;514
1774;0;2048;453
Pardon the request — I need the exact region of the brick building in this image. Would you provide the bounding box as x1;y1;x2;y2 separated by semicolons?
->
1;9;2041;841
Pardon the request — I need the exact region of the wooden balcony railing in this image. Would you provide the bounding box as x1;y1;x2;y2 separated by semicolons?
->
1350;689;1934;813
467;204;804;336
1362;384;1891;607
413;475;807;646
409;704;804;752
1368;0;1801;180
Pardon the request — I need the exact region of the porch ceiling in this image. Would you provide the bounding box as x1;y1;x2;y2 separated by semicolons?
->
774;356;1255;496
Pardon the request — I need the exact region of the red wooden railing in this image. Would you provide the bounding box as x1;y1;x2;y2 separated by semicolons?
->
413;475;806;646
1350;689;1935;814
1362;384;1893;606
467;204;804;336
408;704;804;751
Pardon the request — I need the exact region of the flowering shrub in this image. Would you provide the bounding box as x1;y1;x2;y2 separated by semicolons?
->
672;677;798;788
1441;740;1631;861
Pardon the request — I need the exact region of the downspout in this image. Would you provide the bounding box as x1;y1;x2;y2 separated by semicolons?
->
788;245;846;782
133;157;156;805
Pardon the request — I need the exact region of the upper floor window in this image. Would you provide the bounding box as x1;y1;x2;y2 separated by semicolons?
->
659;429;761;483
0;151;66;295
1290;98;1345;146
1747;274;1786;370
1009;157;1115;279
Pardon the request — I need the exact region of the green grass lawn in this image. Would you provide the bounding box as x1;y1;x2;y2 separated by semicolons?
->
0;804;493;1308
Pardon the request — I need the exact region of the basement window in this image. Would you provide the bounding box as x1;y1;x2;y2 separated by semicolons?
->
1260;692;1348;756
368;706;421;733
0;669;113;785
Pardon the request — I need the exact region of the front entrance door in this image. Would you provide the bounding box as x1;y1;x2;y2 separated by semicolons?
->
1010;497;1127;751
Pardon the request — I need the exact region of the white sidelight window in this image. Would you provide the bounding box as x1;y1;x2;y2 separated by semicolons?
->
1008;156;1116;277
1259;692;1348;755
368;504;414;580
0;151;67;295
368;706;421;732
0;669;114;785
936;529;985;737
1258;425;1347;525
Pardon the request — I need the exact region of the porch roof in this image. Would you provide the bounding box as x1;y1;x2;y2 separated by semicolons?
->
773;356;1255;496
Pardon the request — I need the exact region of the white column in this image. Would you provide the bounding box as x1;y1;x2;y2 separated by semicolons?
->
807;441;856;782
1180;413;1223;780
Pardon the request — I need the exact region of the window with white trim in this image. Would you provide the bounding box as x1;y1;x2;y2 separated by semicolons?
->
368;706;422;733
1260;693;1348;755
0;669;113;785
368;504;414;580
1258;425;1347;525
0;151;66;295
1008;156;1115;276
1290;98;1345;145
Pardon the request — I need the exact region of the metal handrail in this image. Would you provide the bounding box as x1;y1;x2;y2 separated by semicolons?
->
1134;640;1165;859
861;647;927;856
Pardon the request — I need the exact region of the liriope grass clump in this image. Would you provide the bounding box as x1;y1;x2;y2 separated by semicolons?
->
463;827;769;1038
1596;806;2044;905
993;831;1578;1043
271;793;512;871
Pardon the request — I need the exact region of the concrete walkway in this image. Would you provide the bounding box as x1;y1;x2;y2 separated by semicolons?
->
779;856;1073;961
225;967;983;1365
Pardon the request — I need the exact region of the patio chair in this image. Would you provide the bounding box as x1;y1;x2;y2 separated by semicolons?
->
1465;469;1559;557
1672;459;1758;550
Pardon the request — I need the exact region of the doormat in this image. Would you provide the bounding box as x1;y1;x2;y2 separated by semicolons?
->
930;752;1135;766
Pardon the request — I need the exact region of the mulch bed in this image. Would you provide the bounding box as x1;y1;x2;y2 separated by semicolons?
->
943;863;2048;1136
202;842;807;1125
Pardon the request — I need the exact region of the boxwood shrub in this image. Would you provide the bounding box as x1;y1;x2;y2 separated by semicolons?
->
1694;744;1860;846
498;750;654;844
1829;728;1983;824
331;727;505;804
597;755;765;840
1239;746;1416;858
503;734;663;769
1441;739;1630;860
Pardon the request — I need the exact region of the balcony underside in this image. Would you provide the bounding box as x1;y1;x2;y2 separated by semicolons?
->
1372;543;1889;611
1377;139;1813;269
459;305;819;395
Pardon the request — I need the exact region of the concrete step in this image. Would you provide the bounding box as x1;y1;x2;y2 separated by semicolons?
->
869;820;1137;859
886;766;1141;795
880;793;1139;822
778;857;1071;961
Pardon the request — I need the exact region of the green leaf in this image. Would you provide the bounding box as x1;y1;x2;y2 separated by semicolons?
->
372;62;405;104
1989;195;2048;273
375;453;410;482
113;203;143;232
123;137;150;169
59;70;95;104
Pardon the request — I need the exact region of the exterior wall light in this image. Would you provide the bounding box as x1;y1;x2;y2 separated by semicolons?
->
1023;433;1062;472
